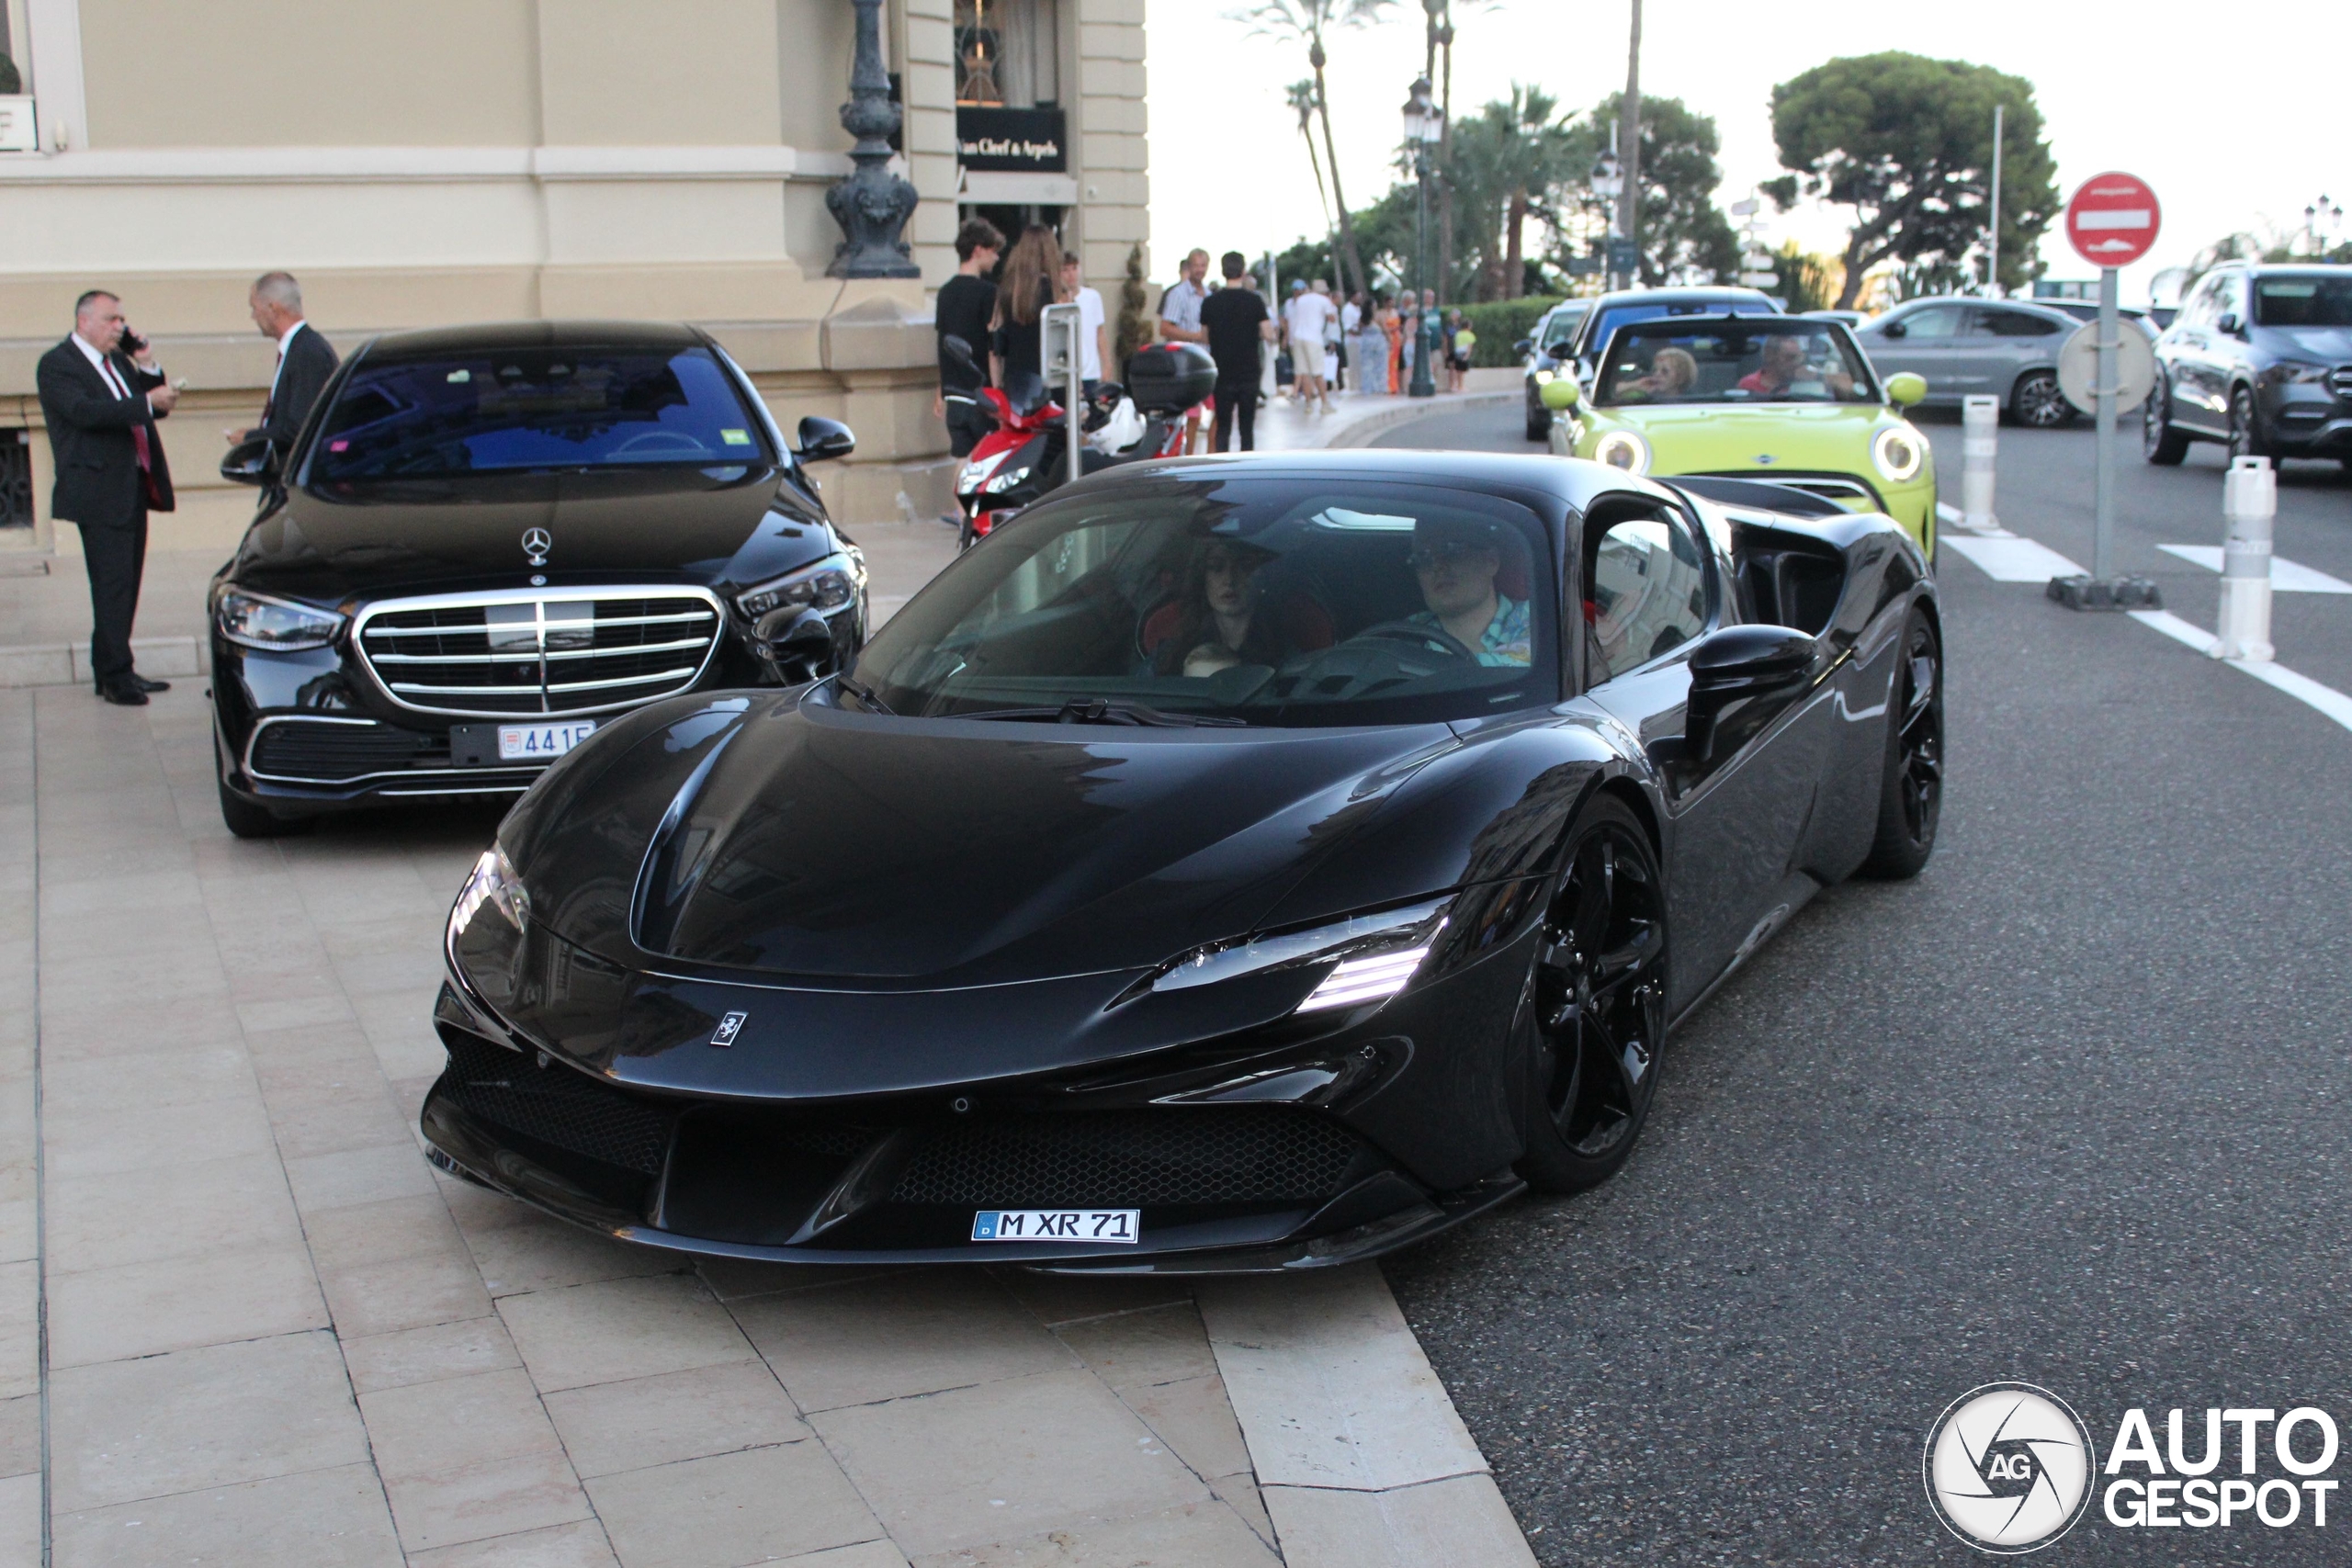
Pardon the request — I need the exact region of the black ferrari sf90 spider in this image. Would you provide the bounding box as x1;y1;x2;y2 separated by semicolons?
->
424;451;1940;1271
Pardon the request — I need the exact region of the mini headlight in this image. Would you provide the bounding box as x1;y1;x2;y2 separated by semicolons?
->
1871;424;1924;482
1591;430;1650;473
1149;897;1452;1014
449;844;529;949
214;589;345;651
738;556;858;618
983;464;1033;494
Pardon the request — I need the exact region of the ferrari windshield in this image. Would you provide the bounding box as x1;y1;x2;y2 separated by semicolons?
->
1596;319;1878;406
306;345;773;479
850;476;1557;727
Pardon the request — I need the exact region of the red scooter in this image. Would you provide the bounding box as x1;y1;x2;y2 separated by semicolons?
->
946;339;1215;549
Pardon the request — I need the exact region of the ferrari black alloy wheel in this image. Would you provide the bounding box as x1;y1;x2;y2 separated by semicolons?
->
1518;795;1669;1193
1862;609;1942;878
2143;374;2188;464
2010;369;2071;428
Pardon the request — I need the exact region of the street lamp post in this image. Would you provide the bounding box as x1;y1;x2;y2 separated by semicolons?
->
825;0;921;278
1401;76;1442;399
1589;142;1623;289
2306;194;2344;257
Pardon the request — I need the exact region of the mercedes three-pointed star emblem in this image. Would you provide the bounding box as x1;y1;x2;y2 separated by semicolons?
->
521;527;552;566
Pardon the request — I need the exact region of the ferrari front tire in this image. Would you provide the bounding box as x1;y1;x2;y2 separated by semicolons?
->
1517;795;1669;1194
1860;609;1941;879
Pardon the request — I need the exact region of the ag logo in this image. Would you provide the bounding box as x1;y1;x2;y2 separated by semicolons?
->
709;1010;748;1047
1925;1382;2096;1554
521;526;552;566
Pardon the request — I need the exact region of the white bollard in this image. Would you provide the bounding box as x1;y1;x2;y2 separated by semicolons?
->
1961;395;1999;532
2213;456;2275;662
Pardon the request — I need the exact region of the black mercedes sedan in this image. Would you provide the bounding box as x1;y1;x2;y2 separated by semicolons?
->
208;321;867;839
424;452;1941;1272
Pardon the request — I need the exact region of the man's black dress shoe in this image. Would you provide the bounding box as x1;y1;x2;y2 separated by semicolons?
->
129;673;171;694
96;679;150;706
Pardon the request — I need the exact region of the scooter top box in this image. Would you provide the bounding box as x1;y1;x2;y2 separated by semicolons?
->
1125;344;1216;413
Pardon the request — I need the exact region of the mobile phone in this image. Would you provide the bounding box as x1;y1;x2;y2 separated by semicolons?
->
120;326;148;355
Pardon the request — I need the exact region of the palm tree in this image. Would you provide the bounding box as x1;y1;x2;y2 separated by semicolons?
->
1287;79;1341;285
1234;0;1393;299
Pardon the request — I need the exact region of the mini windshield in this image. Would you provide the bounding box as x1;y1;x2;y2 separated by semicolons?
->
850;476;1557;728
307;346;771;479
1586;299;1777;358
1596;320;1877;406
2253;276;2352;328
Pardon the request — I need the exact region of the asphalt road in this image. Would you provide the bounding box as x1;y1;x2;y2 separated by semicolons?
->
1374;400;2352;1562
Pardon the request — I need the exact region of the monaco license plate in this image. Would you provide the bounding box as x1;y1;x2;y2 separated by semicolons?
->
498;719;596;761
971;1209;1140;1245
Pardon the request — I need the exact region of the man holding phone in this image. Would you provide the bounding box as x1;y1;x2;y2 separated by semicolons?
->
37;290;179;705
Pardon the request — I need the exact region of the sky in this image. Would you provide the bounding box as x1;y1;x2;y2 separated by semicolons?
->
1141;0;2348;306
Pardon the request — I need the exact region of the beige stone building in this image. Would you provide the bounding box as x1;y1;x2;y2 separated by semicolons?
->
0;0;1149;554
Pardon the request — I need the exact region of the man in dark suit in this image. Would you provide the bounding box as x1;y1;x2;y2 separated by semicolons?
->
37;290;179;705
227;271;337;454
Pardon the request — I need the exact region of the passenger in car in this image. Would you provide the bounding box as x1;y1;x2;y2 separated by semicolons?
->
1407;516;1532;666
1144;538;1304;676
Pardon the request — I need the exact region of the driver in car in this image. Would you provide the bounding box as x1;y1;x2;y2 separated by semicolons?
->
1407;516;1531;666
1735;333;1854;400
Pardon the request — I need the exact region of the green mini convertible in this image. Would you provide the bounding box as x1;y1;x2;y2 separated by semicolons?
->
1543;313;1936;555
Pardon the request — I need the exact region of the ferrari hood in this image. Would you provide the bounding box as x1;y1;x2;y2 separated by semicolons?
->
1595;401;1900;473
617;698;1460;985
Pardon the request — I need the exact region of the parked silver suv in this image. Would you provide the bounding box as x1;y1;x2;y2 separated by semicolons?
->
1850;296;2078;426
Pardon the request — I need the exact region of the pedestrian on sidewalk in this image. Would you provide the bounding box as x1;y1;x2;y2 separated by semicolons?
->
1446;309;1474;394
935;218;1003;457
1200;252;1273;452
226;272;337;455
988;224;1061;395
1384;295;1407;391
1283;277;1336;412
1159;249;1210;345
1057;250;1109;396
36;289;179;705
1321;280;1345;398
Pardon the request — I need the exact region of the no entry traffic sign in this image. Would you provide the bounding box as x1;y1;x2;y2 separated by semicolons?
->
2065;172;2161;268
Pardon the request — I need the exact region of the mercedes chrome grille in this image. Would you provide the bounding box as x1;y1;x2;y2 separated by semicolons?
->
355;588;724;717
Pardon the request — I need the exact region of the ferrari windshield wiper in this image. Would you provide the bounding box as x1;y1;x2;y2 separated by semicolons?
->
956;698;1245;728
833;673;895;716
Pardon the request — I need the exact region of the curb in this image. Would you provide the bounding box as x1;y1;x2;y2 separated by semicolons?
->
1317;390;1519;450
0;634;209;689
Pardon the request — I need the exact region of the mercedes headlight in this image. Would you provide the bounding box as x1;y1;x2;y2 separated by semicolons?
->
738;556;858;617
1591;430;1650;473
1150;897;1452;1014
956;451;1009;496
214;588;345;651
2260;361;2330;387
1871;424;1925;482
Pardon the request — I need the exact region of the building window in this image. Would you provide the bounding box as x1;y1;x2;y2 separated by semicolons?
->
1;434;33;530
956;0;1056;108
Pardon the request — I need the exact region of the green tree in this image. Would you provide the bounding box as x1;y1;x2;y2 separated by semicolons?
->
1764;52;2055;309
1446;85;1584;299
1591;91;1736;287
1775;241;1841;314
1234;0;1395;300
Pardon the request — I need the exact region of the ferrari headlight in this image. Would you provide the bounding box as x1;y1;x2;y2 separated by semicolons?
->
1591;429;1650;473
982;464;1033;494
1871;425;1924;482
956;451;1009;496
449;844;529;948
738;556;858;617
1150;897;1452;1013
214;588;345;651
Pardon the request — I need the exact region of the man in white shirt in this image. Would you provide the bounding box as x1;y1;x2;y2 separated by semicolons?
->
1283;278;1336;412
1159;249;1210;344
1058;253;1109;391
1339;290;1363;395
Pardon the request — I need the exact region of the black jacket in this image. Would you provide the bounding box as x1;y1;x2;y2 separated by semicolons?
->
37;339;175;525
259;322;340;448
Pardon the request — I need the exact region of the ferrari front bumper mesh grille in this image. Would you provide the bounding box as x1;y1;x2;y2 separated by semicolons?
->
436;1032;675;1175
888;1108;1364;1208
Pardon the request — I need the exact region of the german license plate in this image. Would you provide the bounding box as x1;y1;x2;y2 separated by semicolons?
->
971;1209;1140;1245
498;719;596;761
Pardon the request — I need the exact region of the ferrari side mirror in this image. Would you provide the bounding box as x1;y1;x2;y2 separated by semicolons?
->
752;606;836;683
1682;624;1816;763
